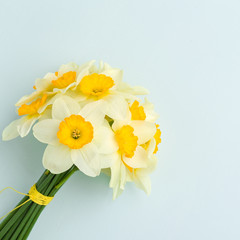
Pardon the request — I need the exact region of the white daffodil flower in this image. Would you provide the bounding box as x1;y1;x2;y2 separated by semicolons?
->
129;98;159;122
72;61;149;121
2;93;71;141
108;118;157;199
2;94;50;140
33;96;117;177
106;98;161;199
130;124;161;195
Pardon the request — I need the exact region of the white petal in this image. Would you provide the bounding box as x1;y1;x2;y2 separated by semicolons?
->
102;95;128;120
98;61;104;71
58;62;79;76
134;175;151;195
60;95;81;113
123;146;148;169
109;156;124;199
15;91;40;106
130;120;156;145
120;162;127;190
110;107;131;131
38;93;63;113
76;60;96;85
39;108;52;121
99;152;119;169
79;60;96;71
147;138;157;156
94;126;119;154
33;119;60;145
112;90;141;101
43;145;73;174
52;97;81;120
143;98;159;122
2;119;22;141
18;116;38;137
109;156;121;188
111;119;128;132
71;143;100;177
100;64;123;87
118;82;149;95
112;183;123;200
65;89;87;102
35;78;52;91
79;100;105;127
137;155;158;176
53;81;76;94
43;72;57;81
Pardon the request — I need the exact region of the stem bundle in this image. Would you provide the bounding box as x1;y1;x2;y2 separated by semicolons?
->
0;166;78;240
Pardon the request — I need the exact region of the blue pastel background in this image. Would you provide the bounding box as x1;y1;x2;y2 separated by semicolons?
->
0;0;240;239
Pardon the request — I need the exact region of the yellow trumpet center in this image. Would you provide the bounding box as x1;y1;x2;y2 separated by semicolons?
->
18;94;47;116
52;71;76;89
115;125;138;158
79;73;114;97
141;124;161;154
57;115;94;149
153;124;161;154
129;100;146;120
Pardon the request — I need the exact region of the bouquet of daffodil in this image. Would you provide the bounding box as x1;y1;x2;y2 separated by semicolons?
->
0;61;161;239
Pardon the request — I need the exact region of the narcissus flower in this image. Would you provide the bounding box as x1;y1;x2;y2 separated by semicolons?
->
33;96;117;176
2;94;50;140
74;62;149;121
129;98;159;122
109;118;156;199
106;99;160;199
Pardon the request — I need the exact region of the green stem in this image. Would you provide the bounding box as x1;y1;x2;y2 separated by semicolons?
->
54;166;78;191
21;205;44;240
0;167;78;240
6;172;58;240
0;196;29;232
0;170;53;239
4;204;30;240
21;167;78;240
2;204;29;240
0;170;49;232
9;203;36;240
35;170;50;189
0;201;32;238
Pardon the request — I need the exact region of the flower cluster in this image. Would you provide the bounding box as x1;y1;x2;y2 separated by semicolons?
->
2;61;161;199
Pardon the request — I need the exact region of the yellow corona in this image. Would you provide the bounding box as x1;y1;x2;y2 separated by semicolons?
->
57;115;94;149
79;73;114;97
